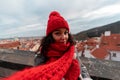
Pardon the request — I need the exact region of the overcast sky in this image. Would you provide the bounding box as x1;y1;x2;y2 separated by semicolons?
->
0;0;120;39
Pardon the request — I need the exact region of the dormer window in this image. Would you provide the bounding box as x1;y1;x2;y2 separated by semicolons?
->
117;44;120;47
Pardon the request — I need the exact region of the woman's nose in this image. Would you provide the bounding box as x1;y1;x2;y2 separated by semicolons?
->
61;34;65;39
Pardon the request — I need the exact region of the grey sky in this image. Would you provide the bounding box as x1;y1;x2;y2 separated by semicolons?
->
0;0;120;38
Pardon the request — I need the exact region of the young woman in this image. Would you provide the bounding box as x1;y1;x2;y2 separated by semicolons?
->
4;11;91;80
34;11;80;80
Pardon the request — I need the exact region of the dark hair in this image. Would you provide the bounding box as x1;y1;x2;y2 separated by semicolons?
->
36;33;75;56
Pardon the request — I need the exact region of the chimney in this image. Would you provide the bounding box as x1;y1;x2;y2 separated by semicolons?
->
104;31;111;36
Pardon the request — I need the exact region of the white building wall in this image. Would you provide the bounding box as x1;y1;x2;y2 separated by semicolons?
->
84;49;95;58
104;55;110;60
110;51;120;61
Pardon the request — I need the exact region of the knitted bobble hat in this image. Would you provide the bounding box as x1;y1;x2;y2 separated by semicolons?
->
46;11;70;36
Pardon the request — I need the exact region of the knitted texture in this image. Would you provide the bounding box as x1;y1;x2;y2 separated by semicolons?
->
46;42;80;80
3;45;80;80
46;11;69;36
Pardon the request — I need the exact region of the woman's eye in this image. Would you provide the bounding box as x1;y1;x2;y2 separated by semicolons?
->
55;32;61;35
64;31;68;35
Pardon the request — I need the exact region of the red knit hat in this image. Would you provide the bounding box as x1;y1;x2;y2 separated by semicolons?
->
46;11;70;36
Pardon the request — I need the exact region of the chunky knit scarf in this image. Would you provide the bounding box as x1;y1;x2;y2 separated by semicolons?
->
4;43;80;80
46;42;71;63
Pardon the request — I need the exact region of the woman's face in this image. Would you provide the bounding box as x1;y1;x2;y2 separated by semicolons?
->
52;28;69;44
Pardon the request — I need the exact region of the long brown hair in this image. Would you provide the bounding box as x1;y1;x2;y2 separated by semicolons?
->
36;33;75;56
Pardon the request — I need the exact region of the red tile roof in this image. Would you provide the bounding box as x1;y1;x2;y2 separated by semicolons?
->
100;34;120;51
0;41;20;49
91;47;108;59
91;34;120;59
86;38;98;46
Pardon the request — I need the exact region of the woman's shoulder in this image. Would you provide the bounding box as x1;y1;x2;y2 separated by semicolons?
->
34;53;47;66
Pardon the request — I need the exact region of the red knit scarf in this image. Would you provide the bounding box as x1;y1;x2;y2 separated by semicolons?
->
4;43;80;80
46;42;71;63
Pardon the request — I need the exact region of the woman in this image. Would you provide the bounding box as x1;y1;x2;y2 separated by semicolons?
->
35;11;76;65
34;11;80;80
4;11;89;80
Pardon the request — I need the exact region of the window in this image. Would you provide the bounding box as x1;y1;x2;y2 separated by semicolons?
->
112;53;116;57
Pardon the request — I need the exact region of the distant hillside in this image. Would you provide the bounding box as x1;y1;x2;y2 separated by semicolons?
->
74;21;120;40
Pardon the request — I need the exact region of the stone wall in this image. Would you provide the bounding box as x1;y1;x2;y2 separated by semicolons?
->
0;49;120;80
